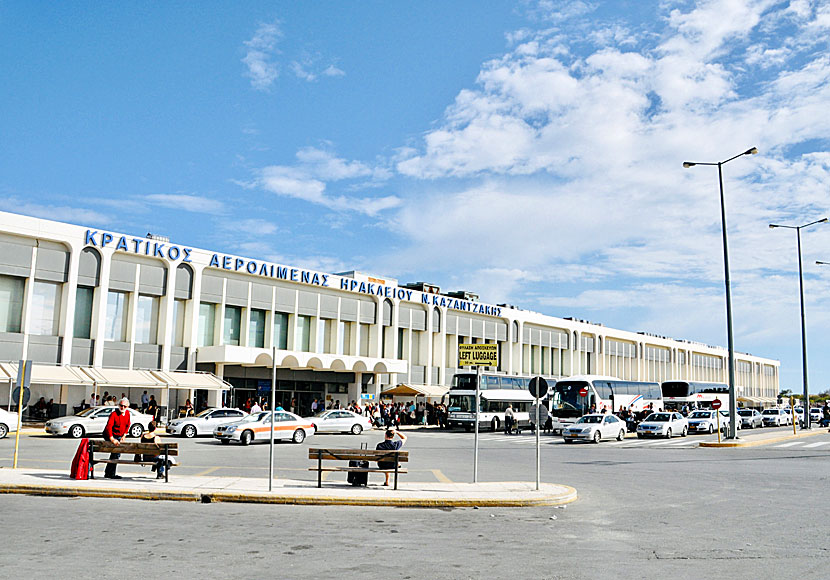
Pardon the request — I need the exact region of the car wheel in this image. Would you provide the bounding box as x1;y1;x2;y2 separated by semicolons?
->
617;430;625;441
491;418;500;432
593;431;601;444
0;423;7;439
707;424;714;434
637;434;644;439
292;428;306;444
183;424;197;438
129;424;144;438
681;426;688;437
240;430;253;446
666;428;672;439
69;424;85;439
219;439;230;445
350;423;363;435
464;424;472;432
564;438;573;444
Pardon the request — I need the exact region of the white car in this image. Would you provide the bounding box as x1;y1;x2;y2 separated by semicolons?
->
687;410;734;434
636;412;688;438
305;409;373;435
762;408;792;427
0;408;21;438
213;411;315;445
45;406;154;439
562;414;626;443
167;408;247;438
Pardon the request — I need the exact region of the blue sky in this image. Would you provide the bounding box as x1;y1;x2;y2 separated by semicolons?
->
1;1;829;394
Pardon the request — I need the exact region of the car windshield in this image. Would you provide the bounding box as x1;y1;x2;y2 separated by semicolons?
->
238;412;268;423
645;413;671;422
762;410;778;415
76;407;100;417
738;410;752;416
194;409;213;418
313;411;332;417
689;411;712;418
577;416;602;424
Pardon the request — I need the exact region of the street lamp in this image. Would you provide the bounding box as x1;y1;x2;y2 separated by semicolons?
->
770;218;829;428
683;147;758;439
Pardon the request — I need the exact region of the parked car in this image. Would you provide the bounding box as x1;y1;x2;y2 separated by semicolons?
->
809;408;821;424
562;414;626;443
45;406;154;439
761;408;791;427
167;408;247;438
0;407;21;438
636;412;688;438
213;411;315;445
305;409;373;435
687;410;730;434
737;408;763;429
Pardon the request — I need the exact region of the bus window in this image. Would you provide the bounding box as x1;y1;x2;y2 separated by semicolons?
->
448;394;475;413
483;375;502;390
452;375;477;390
595;381;613;399
519;378;531;390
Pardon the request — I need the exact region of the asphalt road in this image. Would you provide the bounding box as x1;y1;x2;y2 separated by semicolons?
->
2;427;830;579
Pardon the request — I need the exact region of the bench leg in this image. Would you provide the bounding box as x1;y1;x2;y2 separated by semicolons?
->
317;451;322;488
394;453;399;490
164;446;169;483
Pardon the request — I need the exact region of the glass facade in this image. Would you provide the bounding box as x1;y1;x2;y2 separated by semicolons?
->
135;295;159;344
223;306;241;346
296;315;311;352
173;298;186;346
197;302;215;347
105;290;129;342
273;312;288;349
29;281;62;336
249;309;266;348
73;286;94;339
0;275;24;333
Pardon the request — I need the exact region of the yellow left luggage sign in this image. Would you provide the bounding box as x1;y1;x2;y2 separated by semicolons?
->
458;344;498;367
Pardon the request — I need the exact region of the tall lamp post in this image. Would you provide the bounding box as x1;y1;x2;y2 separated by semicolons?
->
683;147;758;439
768;218;829;428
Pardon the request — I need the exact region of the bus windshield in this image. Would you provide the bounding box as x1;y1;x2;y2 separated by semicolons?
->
448;394;476;413
661;382;690;398
550;381;589;416
451;375;476;390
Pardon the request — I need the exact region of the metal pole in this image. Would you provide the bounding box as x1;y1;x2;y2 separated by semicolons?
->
535;392;540;491
718;163;738;440
796;228;810;429
268;346;276;491
473;364;480;483
7;378;11;412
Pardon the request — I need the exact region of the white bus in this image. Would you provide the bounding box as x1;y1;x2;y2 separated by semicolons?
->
661;381;729;411
549;375;663;427
446;372;547;432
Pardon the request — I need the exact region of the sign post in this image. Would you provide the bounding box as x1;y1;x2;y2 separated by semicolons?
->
13;360;32;469
712;398;722;443
529;377;549;491
458;344;498;484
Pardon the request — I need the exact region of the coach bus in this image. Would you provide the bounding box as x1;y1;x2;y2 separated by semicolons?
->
446;372;551;432
549;375;663;427
661;381;729;411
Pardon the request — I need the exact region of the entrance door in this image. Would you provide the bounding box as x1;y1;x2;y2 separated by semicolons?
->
297;391;324;416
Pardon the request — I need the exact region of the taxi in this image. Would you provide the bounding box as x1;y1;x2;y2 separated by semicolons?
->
213;410;315;445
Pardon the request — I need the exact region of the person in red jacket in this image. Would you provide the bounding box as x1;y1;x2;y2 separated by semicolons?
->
103;398;132;479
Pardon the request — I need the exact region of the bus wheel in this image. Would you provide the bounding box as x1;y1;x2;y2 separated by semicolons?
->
491;418;500;432
464;424;472;433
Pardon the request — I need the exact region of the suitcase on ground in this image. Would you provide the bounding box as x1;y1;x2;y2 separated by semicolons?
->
347;460;369;486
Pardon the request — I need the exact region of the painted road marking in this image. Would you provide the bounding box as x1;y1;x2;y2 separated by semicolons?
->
431;469;453;483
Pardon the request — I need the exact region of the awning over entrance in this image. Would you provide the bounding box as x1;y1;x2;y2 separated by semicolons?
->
382;383;448;398
0;362;92;386
152;370;231;390
81;367;164;389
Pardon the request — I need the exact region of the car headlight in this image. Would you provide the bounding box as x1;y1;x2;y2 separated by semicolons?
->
226;426;237;432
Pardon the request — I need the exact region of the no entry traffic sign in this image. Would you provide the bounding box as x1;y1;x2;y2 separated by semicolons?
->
712;398;722;410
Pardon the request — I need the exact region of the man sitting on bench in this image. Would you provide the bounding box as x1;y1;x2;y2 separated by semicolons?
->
103;397;131;479
375;428;407;486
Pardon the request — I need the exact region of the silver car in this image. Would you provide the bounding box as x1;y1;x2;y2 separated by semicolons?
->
687;410;732;434
636;412;688;438
762;408;792;427
737;409;763;429
45;406;154;439
304;409;373;435
563;414;626;443
167;408;247;438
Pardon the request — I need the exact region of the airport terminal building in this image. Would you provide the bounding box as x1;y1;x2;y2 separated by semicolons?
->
0;211;780;419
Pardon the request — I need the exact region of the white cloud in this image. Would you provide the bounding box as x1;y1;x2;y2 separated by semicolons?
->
0;197;111;226
242;20;282;90
323;64;345;77
144;194;225;214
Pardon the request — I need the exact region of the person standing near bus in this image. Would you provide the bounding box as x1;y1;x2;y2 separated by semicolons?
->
504;404;515;435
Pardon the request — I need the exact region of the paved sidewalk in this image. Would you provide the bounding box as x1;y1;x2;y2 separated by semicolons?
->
0;467;577;508
699;425;827;447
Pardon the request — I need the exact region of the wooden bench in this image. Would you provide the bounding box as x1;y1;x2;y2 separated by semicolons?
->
88;439;179;483
308;448;409;490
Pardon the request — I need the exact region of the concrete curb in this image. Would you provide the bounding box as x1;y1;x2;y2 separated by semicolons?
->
699;428;825;448
0;479;577;508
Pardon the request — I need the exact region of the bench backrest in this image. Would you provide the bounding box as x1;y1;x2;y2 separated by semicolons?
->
308;448;409;463
90;440;179;456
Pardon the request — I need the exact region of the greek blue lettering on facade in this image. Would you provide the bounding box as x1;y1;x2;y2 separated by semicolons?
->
84;230;192;262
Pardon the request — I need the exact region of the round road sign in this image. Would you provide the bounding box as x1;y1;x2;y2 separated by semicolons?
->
12;386;30;407
712;398;722;410
529;376;549;399
579;387;588;397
